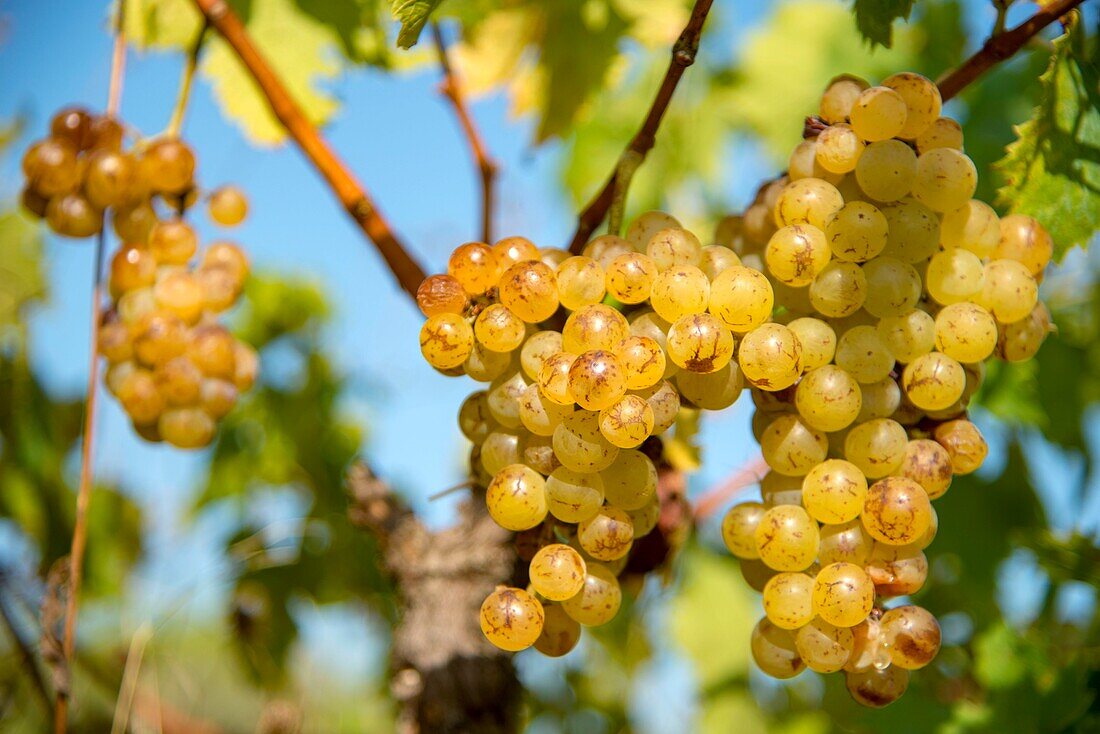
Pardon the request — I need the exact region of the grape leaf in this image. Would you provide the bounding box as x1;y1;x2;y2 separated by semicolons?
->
996;20;1100;259
852;0;915;48
123;0;204;49
391;0;444;48
0;210;45;328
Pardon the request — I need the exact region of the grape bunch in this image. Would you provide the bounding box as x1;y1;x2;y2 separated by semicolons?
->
20;106;258;448
718;72;1053;706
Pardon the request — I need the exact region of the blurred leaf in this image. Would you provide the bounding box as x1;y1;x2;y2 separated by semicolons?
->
852;0;915;48
123;0;204;49
996;20;1100;258
0;210;46;328
391;0;443;48
913;0;965;76
665;407;702;472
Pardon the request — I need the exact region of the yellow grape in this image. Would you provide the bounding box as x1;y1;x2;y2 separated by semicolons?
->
855;140;916;202
498;261;559;323
561;563;622;626
754;504;820;571
896;439;953;499
419;313;474;370
818;519;874;565
649;265;711;322
760;469;803;507
475;304;525;352
819;74;869;124
941;199;999;257
605;252;659;303
976;259;1038;324
846;665;909;708
835;325;895;383
765;225;831;287
796;617;856;673
486;464;548;531
552;409;619;473
535;603;582;657
876;309;934;363
666;314;734;374
882;72;941;139
646;227;703;270
774;178;844;229
787;318;836;370
519;383;573;436
627;496;660;537
857;377;901;422
750;617;805;678
598;394;654;448
825;201;888;263
493;236;540;267
795;365;862;432
577;506;634;561
677;362;743;410
902;352;965;411
448;242;499;295
568;350;627;411
934;302;997;362
740;558;778;593
996;302;1053;363
208;185;249;226
545;467;604;523
915;116;963;154
600;449;658;510
926;248;984;305
934;419;987;475
521;331;564;380
789;139;842;183
738;323;803;391
465;342;511;382
862;476;932;545
708;265;774;333
152;270;205;324
812;562;875;627
995;214;1053;276
802;459;867;524
158;407;216;448
480;586;544;651
699;245;742;280
867;543;929;597
556;256;606;309
562;303;629;354
529;543;587;601
862;257;921;318
763;572;815;630
458;391;496;443
523;434;561;476
912;148;977;212
816;123;865;174
625;211;681;252
850;85;907;141
487;371;529;429
583;234;634;268
538;351;578;406
722;501;766;559
615;335;667;390
881;200;940;263
845;418;908;478
761;413;827;477
416;274;468;318
880;604;941;670
635;380;681;435
809;260;867;317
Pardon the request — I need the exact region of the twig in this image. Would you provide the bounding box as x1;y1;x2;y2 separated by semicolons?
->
54;230;107;734
692;454;769;521
106;5;128;118
568;0;714;253
0;574;52;712
428;480;474;502
937;0;1086;101
166;21;209;138
431;22;498;244
190;0;427;299
110;624;154;734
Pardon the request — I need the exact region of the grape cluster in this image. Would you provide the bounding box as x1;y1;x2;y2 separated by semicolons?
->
719;72;1053;706
20;107;258;448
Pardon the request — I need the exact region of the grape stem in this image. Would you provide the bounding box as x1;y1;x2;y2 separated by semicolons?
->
568;0;715;253
936;0;1087;101
165;20;209;139
692;454;770;521
189;0;427;300
431;22;499;245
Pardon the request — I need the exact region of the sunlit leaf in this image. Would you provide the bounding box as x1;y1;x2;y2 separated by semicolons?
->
851;0;915;48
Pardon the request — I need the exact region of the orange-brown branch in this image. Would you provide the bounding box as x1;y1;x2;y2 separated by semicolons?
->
432;22;498;244
191;0;426;299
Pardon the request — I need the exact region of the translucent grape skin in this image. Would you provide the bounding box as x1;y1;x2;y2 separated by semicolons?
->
902;351;965;411
738;323;804;391
850;85;908;142
535;603;582;657
802;459;868;524
485;464;548;531
845;419;908;479
751;617;806;679
763;572;815;629
480;586;545;652
812;562;875;627
796;617;855;673
722;502;766;559
561;563;622;626
761;413;828;477
598;394;653;448
862;476;932;545
855;140;917;203
420;313;474;370
881;604;941;670
795;365;862;433
896;439;953;500
708;265;774;333
826;201;888;263
528;543;587;601
545;467;604;523
934;419;988;475
765;225;831;287
666;314;734;374
567;350;627;411
577;506;634;561
600;449;658;510
846;665;909;708
754;505;820;571
499;261;560;323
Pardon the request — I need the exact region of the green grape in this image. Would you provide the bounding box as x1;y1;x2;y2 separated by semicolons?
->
940;199;999;257
535;602;582;657
649;265;711;322
902;352;965;411
796;617;856;673
738;323;804;391
553;409;619;472
465;341;512;382
795;366;862;432
722;501;766;559
578;506;634;561
448;242;500;295
493;236;540;267
677;362;744;410
862;257;921;318
499;261;559;323
915;116;963;154
615;335;667;390
646;227;703;270
480;430;524;476
912;148;977;212
420;313;474;370
846;665;909;708
760;470;803;508
521;330;564;380
766;225;831;287
480;586;544;652
598;394;653;448
556;256;606;309
208;185;249;226
856;377;901;422
545;467;604;523
666;314;734;374
835;325;895;383
933;419;987;475
818;519;874;565
761;414;827;477
881;199;940;263
773;178;844;229
763;572;816;629
538;351;578;406
976;259;1038;324
926;248;984;305
153;356;202;406
994;214;1053;276
809;260;867;317
789;139;842;183
812;562;875;627
754;504;820;571
529;543;587;601
520;383;574;436
699;245;742;280
881;605;941;670
708;265;775;333
819;74;869;124
600;449;658;510
583;234;634;268
561;563;622;626
934;302;997;362
882;72;941;139
862;477;932;545
568;350;627;411
996;302;1052;362
845;418;907;478
896;439;953;499
787;318;836;370
876;309;934;363
626;211;681;252
486;464;547;531
802;459;868;524
158;407;216;448
816;123;865;174
605;252;659;304
627;496;660;537
825;201;888;263
751;617;805;678
416;274;468;317
855;140;916;202
458;391;496;443
850;85;907;141
475;304;525;352
867;543;929;596
487;371;530;428
635;380;681;435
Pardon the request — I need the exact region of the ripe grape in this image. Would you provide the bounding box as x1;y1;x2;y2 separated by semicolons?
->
787;318;836;369
545;467;604;523
761;413;828;477
912;148;977;212
584;234;634;267
636;380;681;435
855;140;917;202
649;265;710;322
876;309;934;363
666;314;734;373
845;418;908;478
812;562;875;627
553;409;619;473
773;178;844;229
535;603;582;657
538;351;577;406
796;617;856;673
862;476;932;545
866;543;929;596
820;75;869;124
598;394;653;448
926;247;984;305
465;342;512;382
940;199;999;257
708;265;774;333
795;366;862;432
556;256;606;309
902;352;965;411
816;124;865;173
825;201;888;262
677;362;743;410
153;270;204;324
976;259;1038;324
492;236;540;266
994;214;1053;276
760;470;803;508
835;325;894;383
881;200;940;263
416;274;468;317
802;459;868;524
933;419;987;475
141;138;196;193
46;193;102;238
158;407;216;448
116;368;166;425
880;604;941;669
846;665;909;708
568;350;627;411
862;257;921;318
750;617;805;678
915;116;963;154
615;335;666;389
626;211;681;251
563;304;630;354
850;86;907;141
856;377;902;422
529;544;587;601
722;501;766;559
448;242;499;295
520;383;573;436
22;138;80;196
997;302;1052;362
486;371;529;428
896;439;953;499
882;72;941;139
809;261;867;317
578;506;634;561
738;323;803;391
765;225;830;287
699;245;741;280
763;572;815;629
486;464;548;531
498;261;559;323
480;431;524;476
561;563;622;626
818;519;873;565
208;185;249;226
754;504;820;571
480;586;544;651
789;139;842;183
600;449;657;510
934;302;997;362
646;228;703;270
521;330;564;380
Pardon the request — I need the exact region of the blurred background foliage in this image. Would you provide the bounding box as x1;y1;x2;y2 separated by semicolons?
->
1;0;1098;732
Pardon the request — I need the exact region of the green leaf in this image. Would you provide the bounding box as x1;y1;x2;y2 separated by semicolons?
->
0;209;46;328
996;20;1100;259
391;0;444;48
851;0;915;47
123;0;204;49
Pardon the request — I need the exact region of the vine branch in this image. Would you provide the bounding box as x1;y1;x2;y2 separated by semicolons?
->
568;0;714;253
432;22;498;244
166;20;209;138
937;0;1086;101
190;0;427;300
